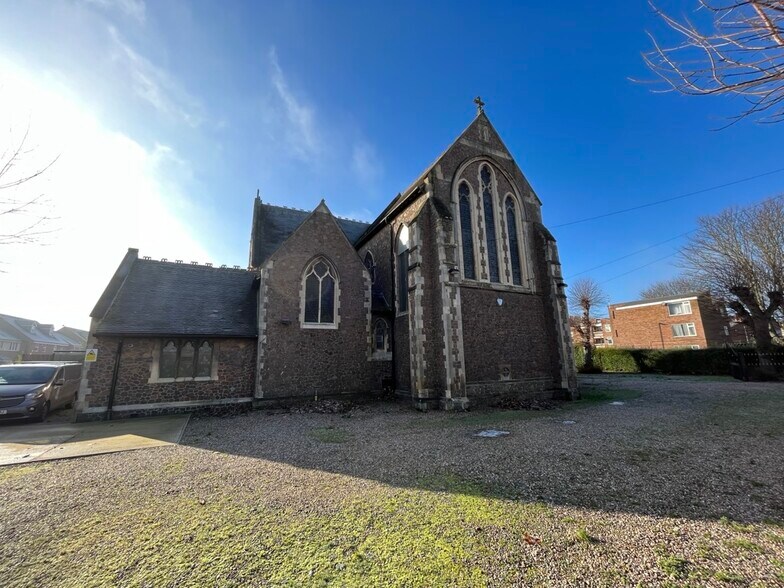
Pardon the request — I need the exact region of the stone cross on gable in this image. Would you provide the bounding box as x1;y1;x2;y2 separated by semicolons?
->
474;96;485;114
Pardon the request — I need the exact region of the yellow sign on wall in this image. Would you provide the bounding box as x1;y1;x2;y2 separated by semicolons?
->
85;349;98;362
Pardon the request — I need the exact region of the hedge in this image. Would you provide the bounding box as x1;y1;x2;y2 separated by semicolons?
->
573;346;731;376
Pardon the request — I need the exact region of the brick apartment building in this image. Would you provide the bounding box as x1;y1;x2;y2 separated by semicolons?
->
609;292;731;349
569;317;614;348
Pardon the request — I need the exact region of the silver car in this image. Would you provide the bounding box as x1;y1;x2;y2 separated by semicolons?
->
0;363;82;422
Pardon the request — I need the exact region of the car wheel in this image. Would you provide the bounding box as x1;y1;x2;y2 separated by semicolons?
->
33;402;50;423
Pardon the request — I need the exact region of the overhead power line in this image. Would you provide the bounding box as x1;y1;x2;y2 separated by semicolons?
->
566;192;784;288
566;230;694;279
552;166;784;229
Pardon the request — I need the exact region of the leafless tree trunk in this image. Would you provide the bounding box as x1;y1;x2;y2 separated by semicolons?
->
0;124;58;248
682;197;784;350
568;278;609;371
643;1;784;124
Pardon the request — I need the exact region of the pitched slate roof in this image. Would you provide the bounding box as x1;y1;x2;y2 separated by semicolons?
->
249;200;370;267
94;259;258;337
0;314;74;347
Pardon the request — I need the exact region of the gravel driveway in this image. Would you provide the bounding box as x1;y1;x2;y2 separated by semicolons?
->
1;375;782;587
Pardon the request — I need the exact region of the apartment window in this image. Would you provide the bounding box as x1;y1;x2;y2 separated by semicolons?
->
606;337;614;345
672;323;697;337
604;324;611;332
691;345;700;350
667;301;692;316
159;339;214;379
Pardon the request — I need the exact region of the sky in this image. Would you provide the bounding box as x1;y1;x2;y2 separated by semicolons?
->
0;0;781;330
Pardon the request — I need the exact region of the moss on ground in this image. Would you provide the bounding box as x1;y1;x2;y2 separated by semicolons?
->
308;426;351;444
5;480;556;588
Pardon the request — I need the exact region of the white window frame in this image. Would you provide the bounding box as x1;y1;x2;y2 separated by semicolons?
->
672;322;697;337
667;301;692;316
301;257;340;329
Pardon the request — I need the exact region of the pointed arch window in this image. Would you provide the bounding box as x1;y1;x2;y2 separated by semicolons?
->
481;165;500;282
458;181;476;280
396;225;410;314
505;195;523;286
364;251;376;284
373;319;389;352
160;340;178;379
303;258;337;326
157;339;216;380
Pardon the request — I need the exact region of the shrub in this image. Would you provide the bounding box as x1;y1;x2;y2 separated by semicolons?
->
573;346;731;376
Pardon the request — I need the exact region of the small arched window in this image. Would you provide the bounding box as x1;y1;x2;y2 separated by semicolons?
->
177;341;195;378
505;195;523;286
373;319;389;352
196;341;213;377
396;225;410;313
480;165;500;282
160;340;178;378
458;181;476;280
303;258;337;326
364;251;376;284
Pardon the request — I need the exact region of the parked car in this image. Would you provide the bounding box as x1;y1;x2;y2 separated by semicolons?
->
0;363;82;422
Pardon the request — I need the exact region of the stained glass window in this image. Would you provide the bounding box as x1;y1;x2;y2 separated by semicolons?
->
481;165;500;282
303;258;338;325
374;320;388;351
196;341;213;377
364;251;376;284
505;196;523;286
459;182;475;280
177;342;195;378
160;341;177;378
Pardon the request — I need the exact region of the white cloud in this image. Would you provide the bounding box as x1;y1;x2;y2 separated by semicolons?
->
351;140;383;186
268;47;321;160
109;26;204;127
0;57;210;330
83;0;147;23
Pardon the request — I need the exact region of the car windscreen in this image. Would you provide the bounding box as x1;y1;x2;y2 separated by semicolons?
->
0;366;57;385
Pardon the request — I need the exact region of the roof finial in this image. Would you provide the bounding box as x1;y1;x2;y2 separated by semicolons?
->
474;96;485;115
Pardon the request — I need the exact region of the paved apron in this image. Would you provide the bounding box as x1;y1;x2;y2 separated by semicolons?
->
0;415;190;466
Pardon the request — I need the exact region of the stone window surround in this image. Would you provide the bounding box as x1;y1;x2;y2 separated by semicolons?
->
364;250;376;285
453;158;535;292
395;224;411;317
299;255;341;330
370;318;392;361
148;339;219;384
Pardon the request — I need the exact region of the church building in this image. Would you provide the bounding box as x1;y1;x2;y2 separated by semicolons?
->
77;107;577;421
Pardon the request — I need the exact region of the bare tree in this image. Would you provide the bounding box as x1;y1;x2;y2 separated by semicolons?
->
643;1;784;124
0;124;57;247
568;278;609;371
640;275;706;299
681;197;784;350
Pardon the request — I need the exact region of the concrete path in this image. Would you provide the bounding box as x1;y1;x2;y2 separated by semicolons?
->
0;415;190;466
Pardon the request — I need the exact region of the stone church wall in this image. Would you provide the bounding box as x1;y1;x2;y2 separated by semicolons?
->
77;336;256;421
257;207;374;400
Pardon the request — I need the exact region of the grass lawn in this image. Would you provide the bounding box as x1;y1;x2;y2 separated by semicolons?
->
1;376;783;587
